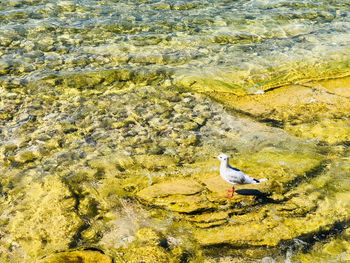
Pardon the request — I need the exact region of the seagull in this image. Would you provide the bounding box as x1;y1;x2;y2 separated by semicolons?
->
214;153;268;198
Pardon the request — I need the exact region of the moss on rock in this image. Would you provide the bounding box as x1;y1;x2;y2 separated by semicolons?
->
285;119;350;145
137;179;214;213
3;176;83;260
40;250;112;263
208;83;350;126
137;179;202;201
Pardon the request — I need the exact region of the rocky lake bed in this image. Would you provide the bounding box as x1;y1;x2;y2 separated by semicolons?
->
0;74;349;262
1;0;350;262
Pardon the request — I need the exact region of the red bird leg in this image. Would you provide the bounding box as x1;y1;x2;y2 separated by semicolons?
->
227;186;235;198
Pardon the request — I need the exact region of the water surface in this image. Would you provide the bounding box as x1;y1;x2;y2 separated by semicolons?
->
0;1;350;262
1;0;350;92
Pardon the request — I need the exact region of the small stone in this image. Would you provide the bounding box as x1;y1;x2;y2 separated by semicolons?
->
182;135;198;146
193;117;206;125
183;121;198;131
6;92;18;99
13;146;42;163
136;228;161;245
173;104;185;113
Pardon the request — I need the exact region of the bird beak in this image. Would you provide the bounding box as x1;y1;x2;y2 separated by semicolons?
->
213;156;218;159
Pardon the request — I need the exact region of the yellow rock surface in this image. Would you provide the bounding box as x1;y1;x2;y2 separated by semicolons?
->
137;179;202;200
6;176;83;259
40;250;112;263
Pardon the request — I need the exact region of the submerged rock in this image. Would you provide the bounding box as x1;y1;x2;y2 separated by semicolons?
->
137;179;212;213
12;145;43;163
285;119;350;145
294;228;350;262
40;250;112;263
1;77;349;262
0;176;83;261
208;83;350;128
137;179;202;201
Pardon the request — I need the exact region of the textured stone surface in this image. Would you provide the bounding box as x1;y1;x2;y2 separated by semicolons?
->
40;250;112;263
0;176;83;261
1;78;350;262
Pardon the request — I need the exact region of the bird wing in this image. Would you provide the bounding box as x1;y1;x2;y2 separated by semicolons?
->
226;167;257;184
224;168;245;184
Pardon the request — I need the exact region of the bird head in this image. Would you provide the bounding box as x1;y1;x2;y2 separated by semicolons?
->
214;153;229;161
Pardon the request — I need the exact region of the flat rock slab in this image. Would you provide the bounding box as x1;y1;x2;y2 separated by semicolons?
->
137;179;214;213
151;194;215;213
193;155;350;249
40;250;112;263
209;84;350;124
137;179;202;201
286;119;350;145
3;176;83;260
304;76;350;98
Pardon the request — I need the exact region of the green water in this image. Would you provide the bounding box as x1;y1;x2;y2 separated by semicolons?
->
1;0;350;92
0;1;350;262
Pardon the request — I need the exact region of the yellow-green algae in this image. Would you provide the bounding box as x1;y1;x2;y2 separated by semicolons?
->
1;0;350;261
1;76;350;262
286;119;350;145
207;83;350;124
39;250;112;263
1;175;83;261
193;151;350;252
294;229;350;263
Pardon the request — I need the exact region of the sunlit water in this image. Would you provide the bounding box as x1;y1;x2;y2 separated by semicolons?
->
0;1;350;262
1;0;350;91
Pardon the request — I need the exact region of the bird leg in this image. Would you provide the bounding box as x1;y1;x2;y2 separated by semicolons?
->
227;186;235;198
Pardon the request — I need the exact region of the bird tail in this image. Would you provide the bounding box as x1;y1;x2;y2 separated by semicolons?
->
254;178;268;183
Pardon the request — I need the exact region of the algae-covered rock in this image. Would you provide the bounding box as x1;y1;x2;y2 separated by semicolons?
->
188;211;230;228
137;179;212;213
40;250;112;263
122;245;170;263
293;228;350;263
193;196;346;248
137;179;202;201
2;176;83;260
285;119;350;145
192;151;350;254
208;84;350;125
304;76;350;98
151;194;215;213
12;145;43;163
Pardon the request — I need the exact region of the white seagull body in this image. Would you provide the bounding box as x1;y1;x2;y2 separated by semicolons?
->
215;153;268;197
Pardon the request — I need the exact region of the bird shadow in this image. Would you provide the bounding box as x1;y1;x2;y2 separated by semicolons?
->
236;189;265;196
236;189;277;204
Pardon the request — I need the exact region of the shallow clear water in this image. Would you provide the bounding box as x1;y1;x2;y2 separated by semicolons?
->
1;0;350;92
0;1;350;262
